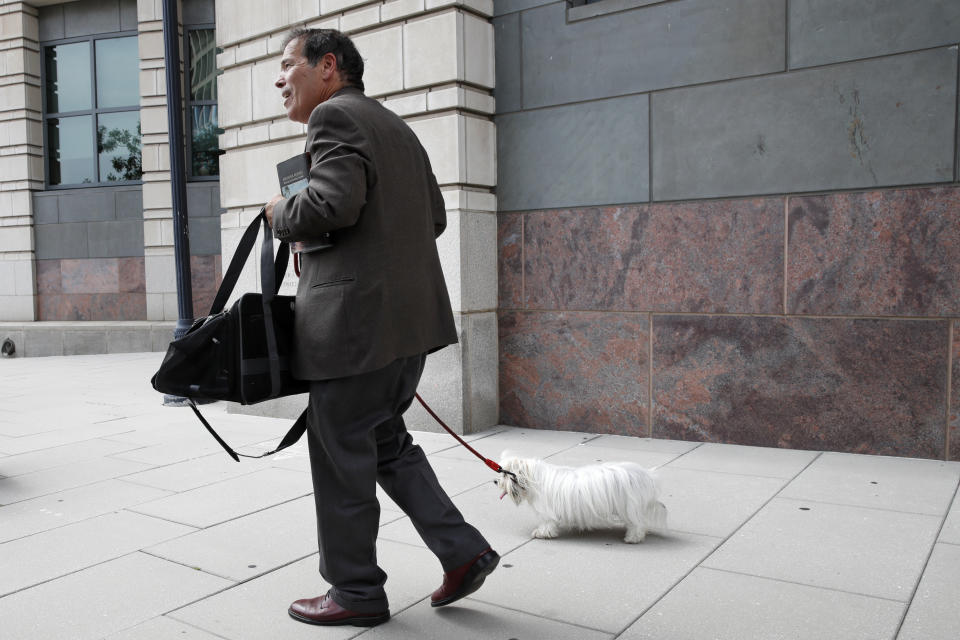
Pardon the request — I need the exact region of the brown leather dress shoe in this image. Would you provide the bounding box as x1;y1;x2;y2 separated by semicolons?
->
431;547;500;607
288;593;390;627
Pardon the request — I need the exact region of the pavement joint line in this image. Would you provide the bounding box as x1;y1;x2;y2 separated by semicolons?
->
465;592;616;636
0;549;171;599
892;472;960;638
123;489;314;530
114;463;270;493
0;471;153;508
0;492;182;546
773;494;956;519
162;550;322;618
657;463;805;481
610;450;826;638
144;615;234;640
700;566;914;605
139;549;242;583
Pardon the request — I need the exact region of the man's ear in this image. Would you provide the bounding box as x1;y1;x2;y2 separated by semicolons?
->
319;52;339;79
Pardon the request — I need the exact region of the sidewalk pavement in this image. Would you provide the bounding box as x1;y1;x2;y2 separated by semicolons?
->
1;352;958;640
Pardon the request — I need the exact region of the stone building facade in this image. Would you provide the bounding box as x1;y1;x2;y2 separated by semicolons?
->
494;0;960;460
1;0;958;457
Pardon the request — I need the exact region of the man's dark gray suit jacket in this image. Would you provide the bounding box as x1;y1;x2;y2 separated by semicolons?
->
271;87;457;381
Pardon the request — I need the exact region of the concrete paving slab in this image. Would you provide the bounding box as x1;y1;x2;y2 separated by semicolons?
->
655;467;787;538
581;435;703;455
0;437;142;476
619;567;905;640
665;443;820;478
0;552;232;640
898;543;960;640
472;532;722;634
704;497;942;601
121;451;268;493
0;455;150;504
109;432;281;466
171;541;441;640
780;452;960;515
0;510;195;596
544;442;691;470
432;427;597;463
145;496;320;581
128;467;312;528
378;482;543;554
104;615;225;639
417;454;501;498
0;479;172;543
0;420;142;455
940;492;960;544
362;597;614;640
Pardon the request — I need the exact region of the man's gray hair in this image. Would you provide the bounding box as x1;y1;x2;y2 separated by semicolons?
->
283;28;364;91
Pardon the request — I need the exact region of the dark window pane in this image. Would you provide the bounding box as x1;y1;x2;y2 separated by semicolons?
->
189;29;217;101
95;37;140;108
44;42;92;113
48;116;95;185
97;111;142;181
191;105;219;176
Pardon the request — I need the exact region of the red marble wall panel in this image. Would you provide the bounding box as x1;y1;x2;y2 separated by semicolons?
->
35;260;61;294
59;258;119;294
951;320;960;462
522;198;783;313
36;258;147;321
652;315;949;458
190;255;222;318
499;311;649;435
498;213;523;308
788;187;960;316
118;257;146;293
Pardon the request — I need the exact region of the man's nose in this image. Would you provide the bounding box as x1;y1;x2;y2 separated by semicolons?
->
275;75;285;89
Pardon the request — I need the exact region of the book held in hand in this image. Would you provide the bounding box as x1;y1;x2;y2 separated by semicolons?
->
277;152;334;253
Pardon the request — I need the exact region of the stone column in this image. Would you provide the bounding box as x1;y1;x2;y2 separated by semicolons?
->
0;1;41;321
216;0;498;433
138;0;179;320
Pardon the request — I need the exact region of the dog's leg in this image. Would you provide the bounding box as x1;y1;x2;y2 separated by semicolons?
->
532;521;560;539
624;524;647;544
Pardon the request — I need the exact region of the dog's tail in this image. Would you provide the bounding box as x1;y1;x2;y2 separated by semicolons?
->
647;500;668;531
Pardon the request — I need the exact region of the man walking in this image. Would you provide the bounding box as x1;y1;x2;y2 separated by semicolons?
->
264;28;498;627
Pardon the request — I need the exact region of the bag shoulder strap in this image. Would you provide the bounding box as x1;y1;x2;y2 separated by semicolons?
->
188;399;308;461
209;209;290;316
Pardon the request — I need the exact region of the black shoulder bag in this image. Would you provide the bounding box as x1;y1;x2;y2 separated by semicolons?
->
151;209;310;461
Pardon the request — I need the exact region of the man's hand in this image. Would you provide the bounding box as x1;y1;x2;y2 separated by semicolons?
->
264;194;284;228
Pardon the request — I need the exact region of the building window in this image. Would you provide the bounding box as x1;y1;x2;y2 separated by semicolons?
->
42;33;141;187
186;26;220;179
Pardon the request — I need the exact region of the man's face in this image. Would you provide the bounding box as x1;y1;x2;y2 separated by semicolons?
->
276;39;334;124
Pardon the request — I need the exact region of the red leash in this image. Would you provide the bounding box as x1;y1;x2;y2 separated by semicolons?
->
415;393;515;479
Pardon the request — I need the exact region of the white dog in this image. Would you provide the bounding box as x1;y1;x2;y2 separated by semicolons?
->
496;455;667;543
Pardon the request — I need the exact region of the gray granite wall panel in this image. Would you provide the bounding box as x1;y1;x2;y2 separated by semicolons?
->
182;0;216;25
188;217;221;255
789;0;960;69
35;223;89;260
120;0;138;31
33;195;59;225
516;0;785;110
57;190;117;224
496;94;649;211
493;13;522;114
38;6;65;41
115;188;143;220
493;0;556;17
87;220;144;258
64;0;123;38
651;48;958;201
186;183;216;218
